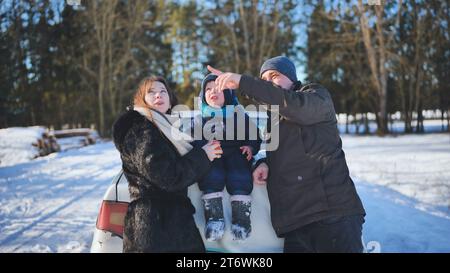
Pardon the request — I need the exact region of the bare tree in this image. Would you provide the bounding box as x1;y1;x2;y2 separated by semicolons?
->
357;0;390;134
79;0;165;135
206;0;299;76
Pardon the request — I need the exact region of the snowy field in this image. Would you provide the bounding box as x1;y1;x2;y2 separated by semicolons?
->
0;124;449;253
0;127;46;167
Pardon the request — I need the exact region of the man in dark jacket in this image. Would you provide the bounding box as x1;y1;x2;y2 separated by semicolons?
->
207;56;366;253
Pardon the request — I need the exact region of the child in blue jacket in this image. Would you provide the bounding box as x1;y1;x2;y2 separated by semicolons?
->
193;73;262;241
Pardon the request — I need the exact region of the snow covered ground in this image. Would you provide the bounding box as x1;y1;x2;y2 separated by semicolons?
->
0;142;121;252
0;125;449;252
0;127;46;167
344;134;450;212
343;134;450;252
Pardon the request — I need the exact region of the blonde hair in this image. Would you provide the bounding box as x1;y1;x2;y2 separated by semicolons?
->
133;76;178;113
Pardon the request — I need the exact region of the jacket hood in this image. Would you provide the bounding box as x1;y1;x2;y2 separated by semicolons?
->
199;74;239;118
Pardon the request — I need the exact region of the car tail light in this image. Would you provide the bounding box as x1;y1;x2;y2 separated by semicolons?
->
96;201;128;237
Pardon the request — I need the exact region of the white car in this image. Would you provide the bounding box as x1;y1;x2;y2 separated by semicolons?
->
90;168;284;253
91;111;283;253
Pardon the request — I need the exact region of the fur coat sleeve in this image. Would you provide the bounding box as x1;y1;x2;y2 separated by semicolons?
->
113;110;212;194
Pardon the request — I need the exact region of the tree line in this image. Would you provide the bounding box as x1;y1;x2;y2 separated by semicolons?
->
0;0;448;136
306;0;449;134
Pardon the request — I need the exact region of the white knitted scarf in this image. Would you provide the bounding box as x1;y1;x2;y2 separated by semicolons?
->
134;106;193;156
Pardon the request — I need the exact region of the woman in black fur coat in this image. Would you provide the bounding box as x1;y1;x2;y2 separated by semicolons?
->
112;76;222;252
